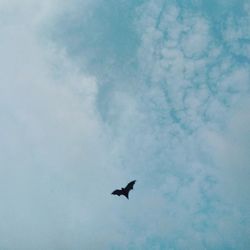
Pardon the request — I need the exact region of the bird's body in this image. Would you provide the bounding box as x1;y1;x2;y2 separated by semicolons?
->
111;180;136;199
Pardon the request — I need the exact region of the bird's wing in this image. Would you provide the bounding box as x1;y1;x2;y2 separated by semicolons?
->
125;180;136;191
111;189;122;196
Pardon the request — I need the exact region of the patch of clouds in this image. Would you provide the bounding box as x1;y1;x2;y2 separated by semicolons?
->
180;16;210;58
38;0;250;248
136;0;250;133
0;1;133;249
205;98;250;208
222;2;250;60
200;103;250;248
1;0;250;249
115;0;250;248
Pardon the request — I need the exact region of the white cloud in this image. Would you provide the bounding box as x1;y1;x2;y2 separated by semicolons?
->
0;2;131;249
129;0;250;248
180;17;210;58
222;2;250;59
206;98;250;207
1;0;250;249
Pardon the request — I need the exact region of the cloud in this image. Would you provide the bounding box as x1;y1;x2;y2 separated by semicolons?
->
206;98;250;207
1;0;250;249
106;0;250;248
0;2;131;249
222;2;250;60
200;99;250;248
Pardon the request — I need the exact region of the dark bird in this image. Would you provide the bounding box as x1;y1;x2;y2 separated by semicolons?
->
111;180;136;199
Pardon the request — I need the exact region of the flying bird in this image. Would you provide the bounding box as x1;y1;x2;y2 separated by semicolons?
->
111;180;136;199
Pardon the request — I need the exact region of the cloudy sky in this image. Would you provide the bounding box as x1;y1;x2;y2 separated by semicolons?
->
0;0;250;249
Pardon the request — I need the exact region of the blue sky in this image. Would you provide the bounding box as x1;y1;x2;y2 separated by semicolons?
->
0;0;250;249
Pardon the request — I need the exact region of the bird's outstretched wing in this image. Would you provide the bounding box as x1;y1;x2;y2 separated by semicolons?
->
124;180;136;192
111;189;122;196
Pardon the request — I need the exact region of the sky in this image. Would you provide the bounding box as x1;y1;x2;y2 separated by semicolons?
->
0;0;249;249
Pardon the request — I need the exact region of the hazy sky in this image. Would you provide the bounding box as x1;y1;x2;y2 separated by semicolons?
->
0;0;250;249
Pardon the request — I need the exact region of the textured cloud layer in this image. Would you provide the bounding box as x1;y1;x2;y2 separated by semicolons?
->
1;0;250;249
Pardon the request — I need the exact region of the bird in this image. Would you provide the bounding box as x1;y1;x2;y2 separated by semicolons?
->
111;180;136;199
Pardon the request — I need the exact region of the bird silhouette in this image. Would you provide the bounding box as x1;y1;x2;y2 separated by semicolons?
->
111;180;136;199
